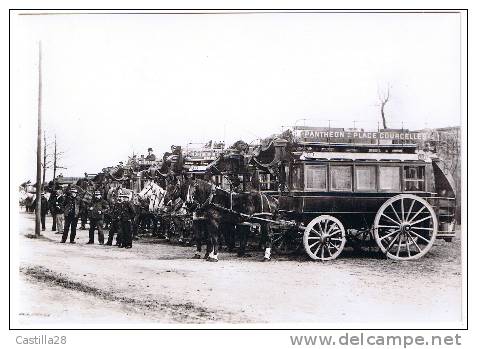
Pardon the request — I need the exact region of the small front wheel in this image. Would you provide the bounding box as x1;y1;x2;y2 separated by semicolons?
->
303;215;346;261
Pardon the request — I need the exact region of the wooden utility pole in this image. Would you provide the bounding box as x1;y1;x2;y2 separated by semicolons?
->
35;41;42;237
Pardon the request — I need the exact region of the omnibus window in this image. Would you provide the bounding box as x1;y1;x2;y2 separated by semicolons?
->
291;165;303;190
404;166;425;191
355;166;376;191
330;166;352;191
259;173;278;191
219;175;233;191
304;165;327;191
379;166;401;191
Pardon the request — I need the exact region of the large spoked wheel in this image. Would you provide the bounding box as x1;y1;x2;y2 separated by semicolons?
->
373;194;438;260
303;215;346;261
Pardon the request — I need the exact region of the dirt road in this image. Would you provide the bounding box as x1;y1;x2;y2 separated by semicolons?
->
15;212;462;325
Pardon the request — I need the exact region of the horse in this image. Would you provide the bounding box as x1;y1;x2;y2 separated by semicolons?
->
136;181;167;235
187;179;278;262
161;177;192;242
20;190;36;212
234;191;279;260
138;181;167;212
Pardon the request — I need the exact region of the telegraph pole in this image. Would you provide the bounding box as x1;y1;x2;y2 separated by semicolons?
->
35;41;42;237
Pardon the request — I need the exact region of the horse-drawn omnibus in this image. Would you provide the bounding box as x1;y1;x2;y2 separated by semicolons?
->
251;130;457;261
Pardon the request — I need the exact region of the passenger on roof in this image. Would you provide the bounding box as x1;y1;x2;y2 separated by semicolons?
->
145;147;156;161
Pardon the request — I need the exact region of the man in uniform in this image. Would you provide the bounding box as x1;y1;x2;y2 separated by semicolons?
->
117;193;136;249
48;190;58;231
61;187;81;243
145;147;156;161
87;191;109;245
79;179;93;230
106;195;122;246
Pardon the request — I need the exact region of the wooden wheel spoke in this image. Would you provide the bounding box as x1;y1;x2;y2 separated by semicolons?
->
408;230;431;244
328;241;339;250
381;213;401;226
409;215;432;226
396;236;403;256
406;199;416;222
385;233;400;253
306;236;321;240
389;203;402;223
407;233;422;252
408;206;425;223
330;237;343;242
310;228;322;236
313;243;323;256
323;219;329;233
330;222;338;231
317;222;324;234
308;240;320;249
377;224;400;229
379;229;399;241
328;230;342;237
325;244;333;257
321;243;325;259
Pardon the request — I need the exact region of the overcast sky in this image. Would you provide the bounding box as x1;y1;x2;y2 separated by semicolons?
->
11;11;461;181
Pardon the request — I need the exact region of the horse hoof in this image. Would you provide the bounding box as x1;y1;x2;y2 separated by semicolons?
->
192;254;201;259
206;257;218;262
262;257;271;262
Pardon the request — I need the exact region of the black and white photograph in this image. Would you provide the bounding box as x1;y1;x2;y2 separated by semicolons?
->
8;8;468;340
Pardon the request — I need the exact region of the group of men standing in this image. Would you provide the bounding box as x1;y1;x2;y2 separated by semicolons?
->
36;185;136;249
32;147;166;248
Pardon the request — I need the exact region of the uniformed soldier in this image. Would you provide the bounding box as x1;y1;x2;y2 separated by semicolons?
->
79;180;94;230
87;191;109;245
106;196;121;246
48;190;58;231
61;187;81;243
117;193;136;249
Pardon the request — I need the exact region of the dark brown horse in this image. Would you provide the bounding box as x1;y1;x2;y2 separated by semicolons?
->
234;190;279;260
186;179;278;262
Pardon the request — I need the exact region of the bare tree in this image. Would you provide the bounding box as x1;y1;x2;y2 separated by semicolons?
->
378;85;391;129
41;131;52;186
52;134;67;181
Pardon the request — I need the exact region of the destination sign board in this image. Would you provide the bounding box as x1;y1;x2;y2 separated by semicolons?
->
299;130;438;142
184;148;222;161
